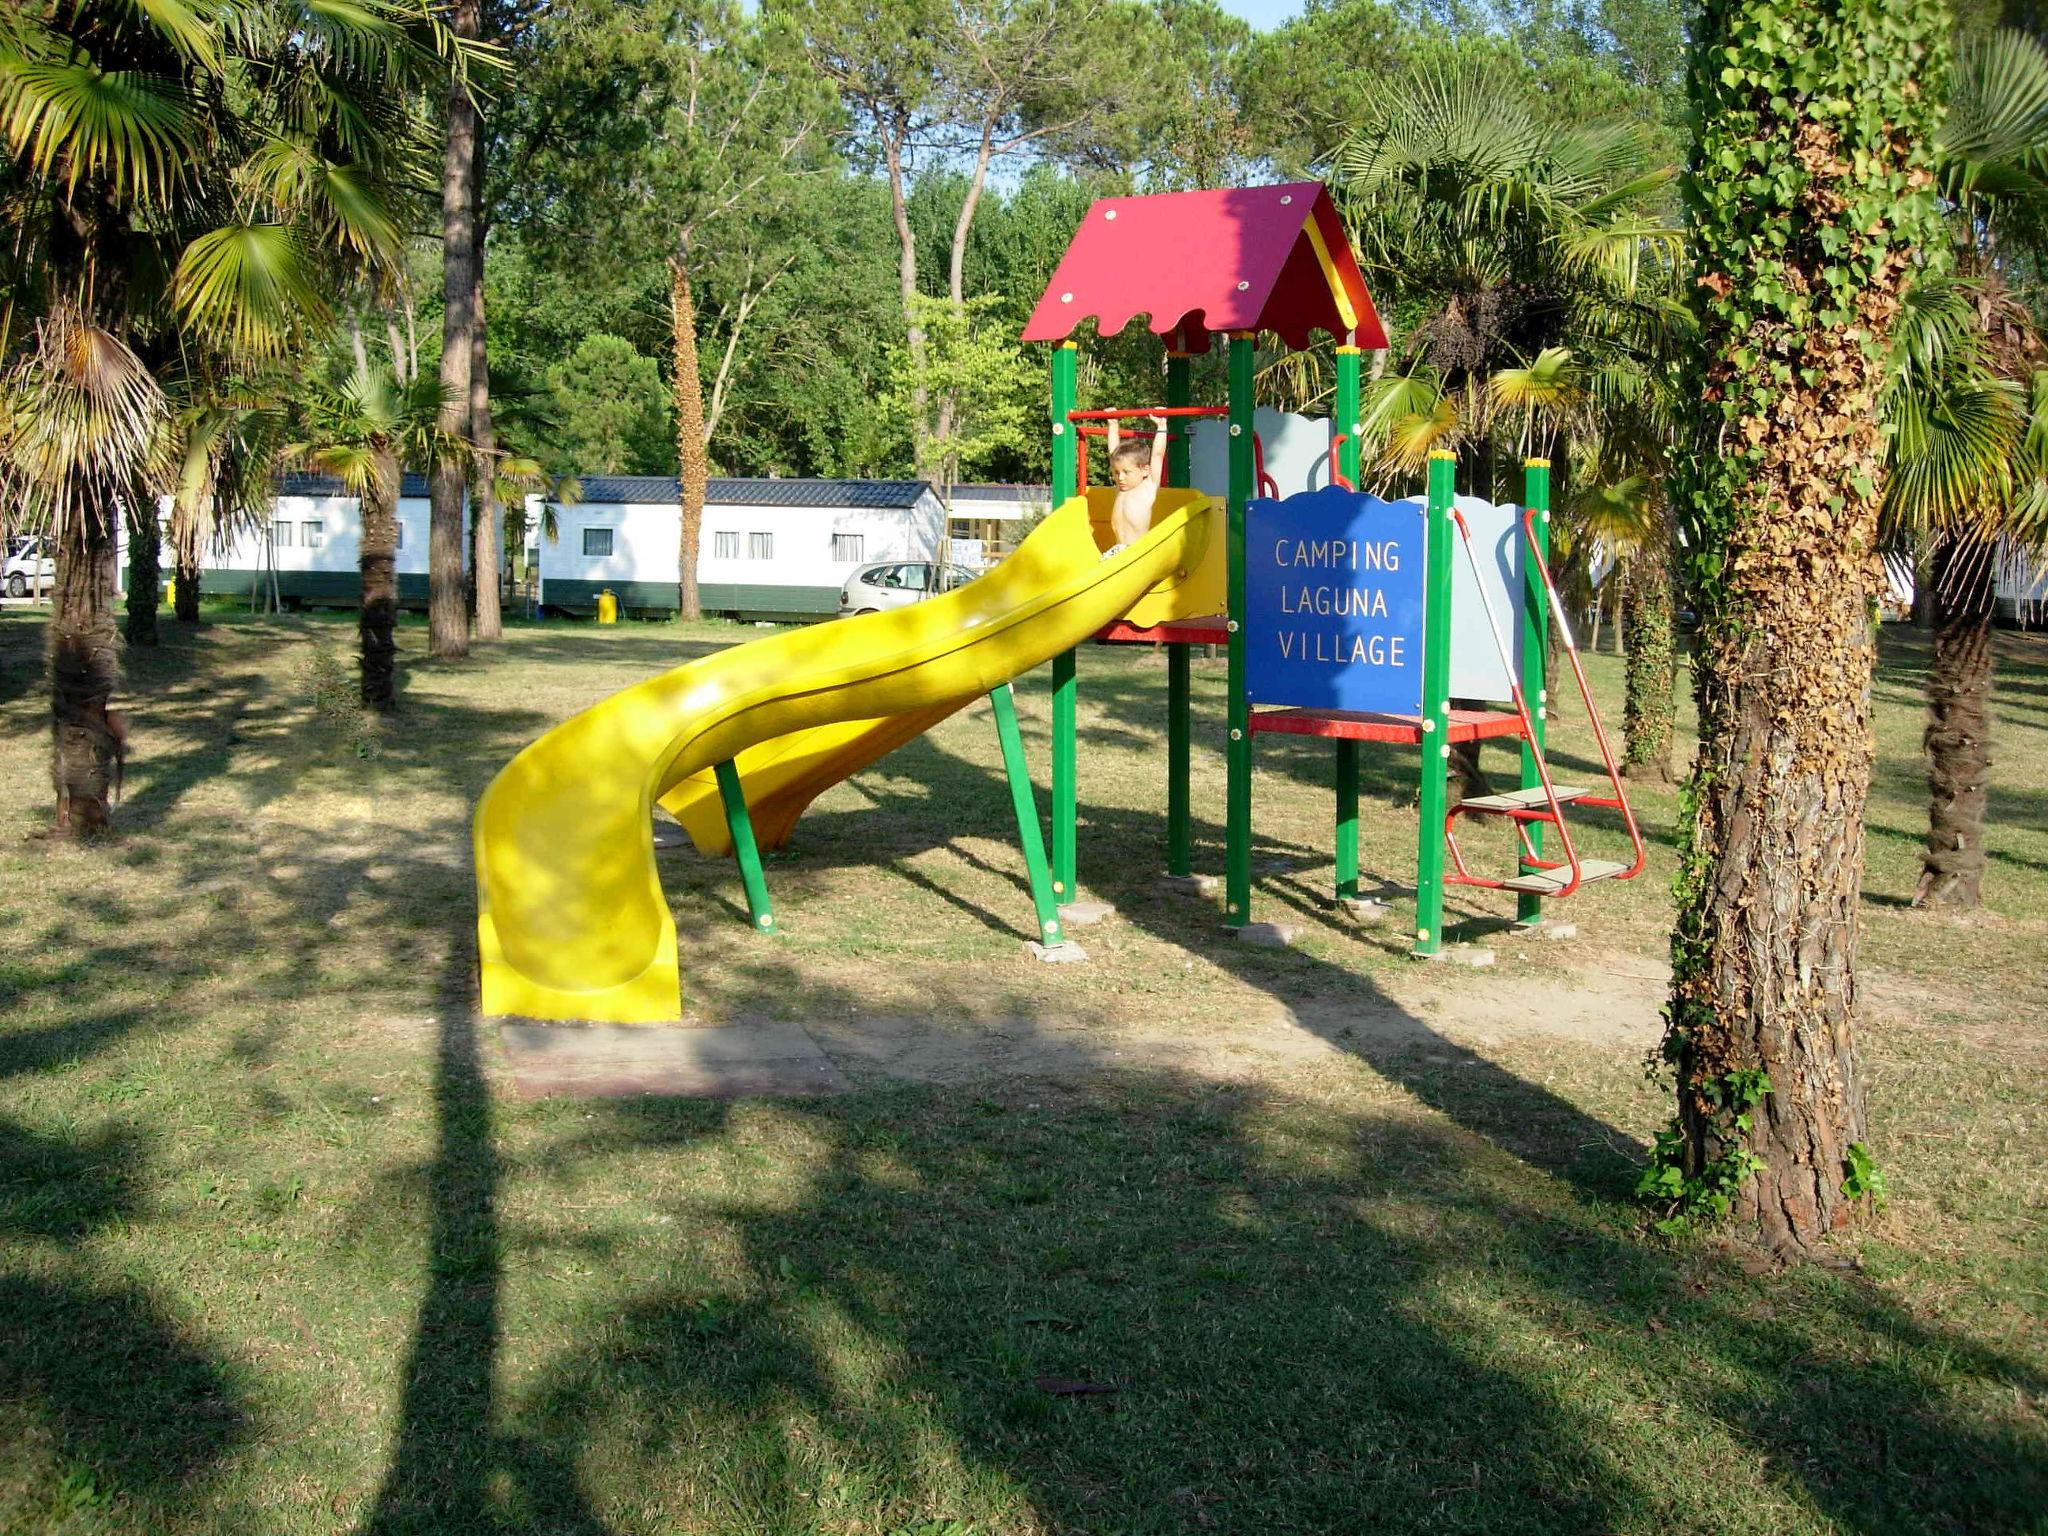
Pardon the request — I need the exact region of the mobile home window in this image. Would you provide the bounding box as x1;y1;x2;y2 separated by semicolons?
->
582;527;614;558
748;532;773;561
832;534;864;562
713;531;740;559
271;521;292;548
301;521;324;548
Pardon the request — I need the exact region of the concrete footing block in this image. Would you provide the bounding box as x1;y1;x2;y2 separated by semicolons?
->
1337;897;1388;923
1057;900;1116;926
1420;944;1496;968
1027;940;1089;964
1234;921;1301;948
1158;873;1220;897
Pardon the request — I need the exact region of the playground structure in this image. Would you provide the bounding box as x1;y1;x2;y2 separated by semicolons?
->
472;181;1642;1024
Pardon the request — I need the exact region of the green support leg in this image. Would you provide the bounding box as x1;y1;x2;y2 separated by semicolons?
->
714;759;775;933
990;682;1066;948
1225;332;1256;926
1168;643;1192;876
1335;739;1360;902
1413;452;1458;957
1517;457;1553;926
1051;649;1077;900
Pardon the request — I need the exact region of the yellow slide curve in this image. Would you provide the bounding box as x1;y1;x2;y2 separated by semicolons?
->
474;487;1224;1023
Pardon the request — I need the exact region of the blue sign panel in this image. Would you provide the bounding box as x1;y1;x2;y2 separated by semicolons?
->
1245;485;1426;714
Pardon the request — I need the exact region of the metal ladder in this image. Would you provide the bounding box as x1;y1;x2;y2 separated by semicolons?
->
1440;502;1646;900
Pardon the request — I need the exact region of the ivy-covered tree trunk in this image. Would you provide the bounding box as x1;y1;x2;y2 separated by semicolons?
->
360;448;402;710
1621;534;1676;782
1662;0;1947;1254
468;145;501;643
1913;531;1995;909
50;508;122;835
122;501;160;647
671;254;707;623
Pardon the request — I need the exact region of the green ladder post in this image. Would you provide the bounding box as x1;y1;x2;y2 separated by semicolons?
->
1413;451;1458;957
990;682;1066;948
1518;458;1552;926
1050;341;1079;903
1166;348;1193;877
714;760;775;933
1224;331;1256;926
1333;344;1364;903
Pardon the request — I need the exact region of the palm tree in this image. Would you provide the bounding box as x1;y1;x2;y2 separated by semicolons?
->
1883;30;2048;910
287;366;460;709
0;0;486;834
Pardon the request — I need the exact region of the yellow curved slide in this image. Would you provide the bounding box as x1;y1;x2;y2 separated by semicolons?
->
474;487;1224;1023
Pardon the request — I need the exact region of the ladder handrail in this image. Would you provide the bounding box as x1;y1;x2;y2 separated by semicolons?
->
1520;506;1648;882
1446;505;1587;895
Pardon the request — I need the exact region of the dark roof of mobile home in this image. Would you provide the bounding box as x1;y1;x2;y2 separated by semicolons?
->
569;477;936;509
278;471;432;498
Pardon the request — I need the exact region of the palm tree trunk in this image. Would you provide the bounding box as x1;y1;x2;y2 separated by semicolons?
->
428;0;480;660
50;509;122;835
123;501;159;646
1913;531;1994;909
670;254;707;622
468;178;502;642
173;539;202;624
1622;535;1676;782
360;449;401;710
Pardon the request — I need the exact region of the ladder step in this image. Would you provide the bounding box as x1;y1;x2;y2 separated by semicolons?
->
1497;859;1631;896
1453;785;1589;815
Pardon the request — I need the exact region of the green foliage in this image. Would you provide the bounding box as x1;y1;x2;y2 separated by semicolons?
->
1841;1141;1888;1206
1635;1070;1772;1234
539;335;672;477
887;295;1038;490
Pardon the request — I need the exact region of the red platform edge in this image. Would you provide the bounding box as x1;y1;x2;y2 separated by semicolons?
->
1249;707;1527;746
1096;618;1231;645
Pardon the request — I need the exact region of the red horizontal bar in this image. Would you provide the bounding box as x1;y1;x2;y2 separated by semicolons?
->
1076;425;1188;438
1097;618;1230;645
1249;707;1527;745
1068;406;1229;421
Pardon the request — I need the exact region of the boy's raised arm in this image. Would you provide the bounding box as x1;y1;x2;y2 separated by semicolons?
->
1149;415;1168;476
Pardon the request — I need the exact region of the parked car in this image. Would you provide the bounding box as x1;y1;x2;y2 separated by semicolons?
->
4;536;54;597
838;560;978;616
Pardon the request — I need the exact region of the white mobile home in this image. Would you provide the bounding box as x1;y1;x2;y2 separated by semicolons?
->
947;483;1049;563
539;477;945;619
200;472;445;607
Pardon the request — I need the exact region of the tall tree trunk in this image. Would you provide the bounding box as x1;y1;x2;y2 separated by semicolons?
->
361;449;402;710
882;117;929;477
1913;531;1995;909
123;501;159;647
50;509;121;835
469;168;502;642
429;0;480;660
173;544;202;625
1621;530;1676;783
671;254;708;622
1664;0;1943;1256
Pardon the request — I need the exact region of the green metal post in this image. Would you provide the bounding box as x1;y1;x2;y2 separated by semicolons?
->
1166;350;1192;488
1518;458;1552;926
1165;346;1193;875
1168;644;1192;876
1413;451;1457;957
714;760;775;933
1225;332;1255;926
1334;345;1363;487
1333;344;1365;908
990;682;1066;947
1050;342;1079;901
1335;738;1360;902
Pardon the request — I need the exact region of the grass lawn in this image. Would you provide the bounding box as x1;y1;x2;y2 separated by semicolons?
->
1;605;2044;1535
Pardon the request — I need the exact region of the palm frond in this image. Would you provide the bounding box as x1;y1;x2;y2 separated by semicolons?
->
174;223;329;356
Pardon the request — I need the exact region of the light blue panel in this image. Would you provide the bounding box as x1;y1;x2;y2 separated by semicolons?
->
1188;409;1339;502
1448;495;1524;702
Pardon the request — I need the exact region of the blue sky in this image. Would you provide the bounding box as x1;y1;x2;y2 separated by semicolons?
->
1213;0;1306;30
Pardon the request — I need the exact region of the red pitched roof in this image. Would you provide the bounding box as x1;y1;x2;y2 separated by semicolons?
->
1021;182;1387;355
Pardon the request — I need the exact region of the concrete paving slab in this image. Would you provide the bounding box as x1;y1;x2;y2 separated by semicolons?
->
1235;921;1301;947
498;1019;846;1099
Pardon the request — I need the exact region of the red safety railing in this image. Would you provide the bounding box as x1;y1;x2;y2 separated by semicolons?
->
1067;406;1275;497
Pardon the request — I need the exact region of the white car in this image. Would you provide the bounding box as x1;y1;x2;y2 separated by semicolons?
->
838;560;978;616
4;536;54;597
